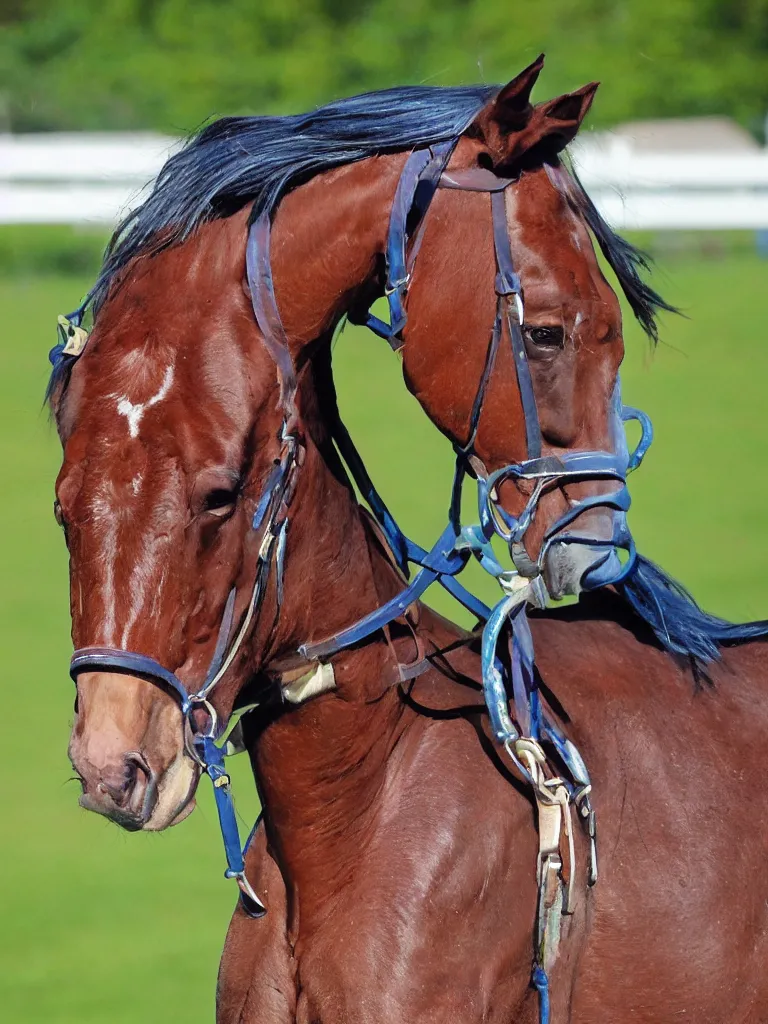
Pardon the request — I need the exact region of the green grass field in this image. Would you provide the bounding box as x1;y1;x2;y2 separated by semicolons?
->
1;250;766;1022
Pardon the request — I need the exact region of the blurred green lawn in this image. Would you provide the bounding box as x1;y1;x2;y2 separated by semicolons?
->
1;251;766;1022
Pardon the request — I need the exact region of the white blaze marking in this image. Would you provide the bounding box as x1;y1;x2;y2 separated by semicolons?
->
117;365;174;438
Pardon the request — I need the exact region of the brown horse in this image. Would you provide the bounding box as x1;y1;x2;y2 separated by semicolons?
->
52;225;768;1022
49;64;768;1021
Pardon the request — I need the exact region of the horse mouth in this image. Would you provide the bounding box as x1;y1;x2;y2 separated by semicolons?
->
143;764;200;831
543;540;616;599
75;751;200;832
78;755;159;831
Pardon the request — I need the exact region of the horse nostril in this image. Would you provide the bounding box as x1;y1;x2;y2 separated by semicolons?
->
96;758;138;808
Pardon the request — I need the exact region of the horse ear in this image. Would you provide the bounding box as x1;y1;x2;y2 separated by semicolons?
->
471;76;598;169
529;82;599;153
472;55;546;136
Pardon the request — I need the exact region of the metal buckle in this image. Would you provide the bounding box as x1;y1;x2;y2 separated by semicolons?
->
514;292;524;325
228;870;266;915
183;696;219;767
186;695;219;738
385;274;409;296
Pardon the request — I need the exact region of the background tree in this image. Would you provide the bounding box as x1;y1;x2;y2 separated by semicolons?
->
2;0;767;136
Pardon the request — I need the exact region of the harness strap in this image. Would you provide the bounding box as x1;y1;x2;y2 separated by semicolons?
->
404;142;456;276
384;140;456;344
202;588;238;690
330;408;491;622
70;648;194;712
460;309;504;454
246;211;300;426
300;523;470;661
198;735;266;917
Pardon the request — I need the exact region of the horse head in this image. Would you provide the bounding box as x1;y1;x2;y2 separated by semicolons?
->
52;215;310;832
396;57;669;598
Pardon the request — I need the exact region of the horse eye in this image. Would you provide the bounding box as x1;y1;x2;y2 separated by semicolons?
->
53;499;65;528
524;325;565;349
203;488;238;518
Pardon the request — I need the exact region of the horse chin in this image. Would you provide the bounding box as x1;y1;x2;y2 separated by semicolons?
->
543;540;617;600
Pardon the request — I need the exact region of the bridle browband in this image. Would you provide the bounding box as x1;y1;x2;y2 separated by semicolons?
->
64;136;656;1021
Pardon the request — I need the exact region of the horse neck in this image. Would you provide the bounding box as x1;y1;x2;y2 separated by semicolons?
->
267;153;408;347
247;643;407;921
245;360;416;913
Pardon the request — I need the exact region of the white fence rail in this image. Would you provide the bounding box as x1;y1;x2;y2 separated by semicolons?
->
3;131;768;230
0;133;177;225
571;136;768;230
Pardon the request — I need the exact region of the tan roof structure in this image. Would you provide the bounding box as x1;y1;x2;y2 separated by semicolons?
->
608;116;759;153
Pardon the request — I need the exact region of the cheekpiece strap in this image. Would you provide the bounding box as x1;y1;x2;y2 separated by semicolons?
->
490;189;542;461
383;140;456;343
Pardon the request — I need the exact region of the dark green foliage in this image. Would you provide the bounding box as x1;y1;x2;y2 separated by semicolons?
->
0;225;109;276
1;0;767;136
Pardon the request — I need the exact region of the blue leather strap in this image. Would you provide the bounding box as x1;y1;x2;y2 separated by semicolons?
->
532;964;551;1024
330;410;410;574
299;524;470;660
622;405;654;473
509;603;539;740
384;141;456;342
480;593;522;743
460;310;503;454
491;189;542;461
480;596;540;744
198;736;246;874
70;647;193;713
491;189;522;297
329;402;491;622
246;212;299;423
202;587;237;690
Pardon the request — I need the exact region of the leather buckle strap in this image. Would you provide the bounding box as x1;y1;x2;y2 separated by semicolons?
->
382;140;456;344
439;167;515;193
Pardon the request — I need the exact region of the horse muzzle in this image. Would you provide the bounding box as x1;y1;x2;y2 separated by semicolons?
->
69;668;200;832
75;749;158;830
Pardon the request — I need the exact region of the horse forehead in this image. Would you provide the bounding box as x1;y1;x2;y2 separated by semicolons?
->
511;171;607;296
